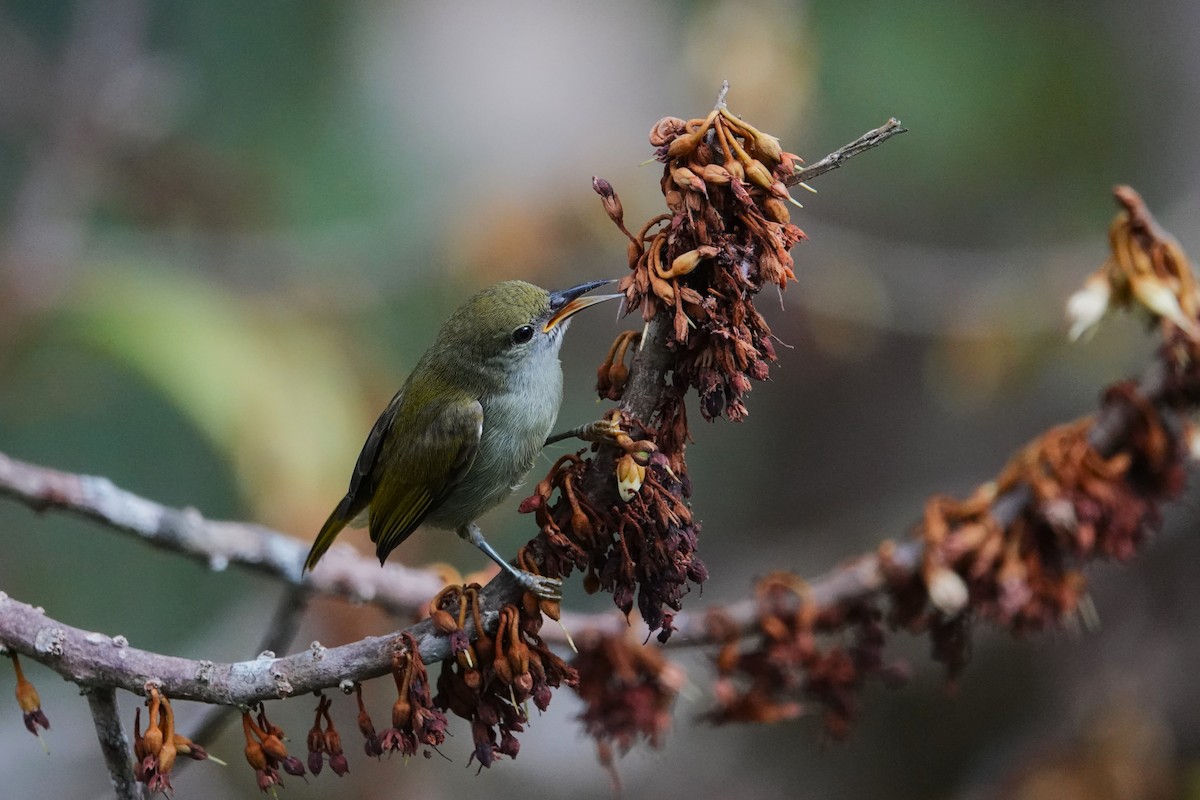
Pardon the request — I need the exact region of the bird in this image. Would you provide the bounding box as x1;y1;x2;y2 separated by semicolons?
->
303;278;620;599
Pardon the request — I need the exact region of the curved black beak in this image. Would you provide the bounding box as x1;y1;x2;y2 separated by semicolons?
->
544;278;621;331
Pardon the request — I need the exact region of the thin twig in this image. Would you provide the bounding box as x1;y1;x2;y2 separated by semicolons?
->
85;687;143;800
788;118;907;186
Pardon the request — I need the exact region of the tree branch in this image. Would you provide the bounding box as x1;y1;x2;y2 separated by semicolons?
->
788;117;908;186
0;450;444;614
86;687;144;800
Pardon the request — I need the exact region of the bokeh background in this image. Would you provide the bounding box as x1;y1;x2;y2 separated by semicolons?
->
3;1;1200;798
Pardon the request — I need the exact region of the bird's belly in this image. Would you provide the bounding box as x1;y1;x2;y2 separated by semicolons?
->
426;387;559;530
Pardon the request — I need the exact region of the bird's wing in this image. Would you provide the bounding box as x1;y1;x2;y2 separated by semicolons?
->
303;391;405;572
367;396;484;563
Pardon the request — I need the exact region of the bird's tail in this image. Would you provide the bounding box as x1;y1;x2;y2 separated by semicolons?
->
303;502;351;573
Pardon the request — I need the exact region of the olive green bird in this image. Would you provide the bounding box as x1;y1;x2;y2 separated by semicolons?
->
303;279;619;599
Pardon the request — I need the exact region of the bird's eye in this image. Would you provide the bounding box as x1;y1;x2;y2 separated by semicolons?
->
511;324;535;344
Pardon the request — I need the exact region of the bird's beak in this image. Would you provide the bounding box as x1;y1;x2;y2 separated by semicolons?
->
544;279;622;331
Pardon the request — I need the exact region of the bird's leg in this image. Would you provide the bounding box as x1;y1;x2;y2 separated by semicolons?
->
461;523;562;601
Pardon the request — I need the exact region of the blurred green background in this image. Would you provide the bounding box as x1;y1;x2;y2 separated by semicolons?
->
3;1;1199;798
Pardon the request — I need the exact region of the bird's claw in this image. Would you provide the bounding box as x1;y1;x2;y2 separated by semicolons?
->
578;417;624;443
516;570;563;602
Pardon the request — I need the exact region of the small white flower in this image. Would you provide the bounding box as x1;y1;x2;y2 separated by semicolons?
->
926;566;970;617
1066;271;1112;341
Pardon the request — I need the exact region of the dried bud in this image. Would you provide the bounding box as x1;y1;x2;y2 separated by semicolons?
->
571;506;593;538
649;116;687;147
142;693;164;756
508;639;530;678
671;166;707;194
173;734;211;762
430;609;458;635
156;696;178;775
499;728;521;758
592;176;624;223
661;245;718;279
355;687;377;742
583;569;601;595
762;197;790;224
752;131;784;163
607;361;629;394
244;739;267;772
259;733;288;762
329;752;350;776
700;163;733;185
724;156;745;182
493;654;514;686
391;696;412;729
616;454;646;502
648;270;675;304
666;130;705;159
1130;273;1200;339
592;175;615;200
307;724;326;756
517;494;543;513
743;158;774;190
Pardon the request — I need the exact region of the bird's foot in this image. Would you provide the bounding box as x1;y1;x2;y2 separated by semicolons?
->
574;416;625;443
513;569;563;602
546;413;656;463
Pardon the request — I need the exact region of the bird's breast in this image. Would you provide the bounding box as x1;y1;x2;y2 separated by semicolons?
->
426;360;563;529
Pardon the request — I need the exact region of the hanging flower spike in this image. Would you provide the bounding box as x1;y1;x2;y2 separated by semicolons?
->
10;654;49;751
306;696;328;776
320;695;349;777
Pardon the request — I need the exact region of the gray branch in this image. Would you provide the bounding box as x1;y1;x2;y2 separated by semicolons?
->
0;572;521;705
85;687;144;800
0;449;444;614
788;118;908;186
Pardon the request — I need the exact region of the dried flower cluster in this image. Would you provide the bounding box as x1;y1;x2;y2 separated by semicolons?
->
242;703;306;792
522;105;806;640
926;388;1182;627
572;631;685;780
701;187;1200;729
1068;186;1200;342
373;631;448;759
521;439;706;641
704;575;907;737
901;188;1199;669
305;694;349;777
427;587;577;768
616;106;807;422
133;688;215;794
